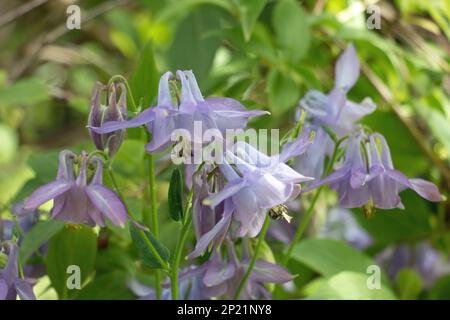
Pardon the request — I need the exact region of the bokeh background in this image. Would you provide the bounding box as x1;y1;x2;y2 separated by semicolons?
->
0;0;449;299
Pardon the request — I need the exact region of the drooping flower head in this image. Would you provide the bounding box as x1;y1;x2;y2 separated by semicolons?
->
0;242;35;300
203;242;293;299
88;82;127;157
309;131;442;212
189;131;313;258
294;44;376;179
23;150;128;227
91;70;268;154
299;44;376;135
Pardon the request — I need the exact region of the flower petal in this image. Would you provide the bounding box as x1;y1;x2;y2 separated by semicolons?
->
0;279;9;300
85;184;127;227
203;255;235;287
23;180;72;211
91;107;155;134
157;71;174;107
14;279;36;300
334;43;360;92
409;178;443;202
279;129;313;163
188;203;233;259
249;260;294;283
2;243;18;286
203;178;247;207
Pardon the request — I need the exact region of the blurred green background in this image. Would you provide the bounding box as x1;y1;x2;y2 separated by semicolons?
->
0;0;449;300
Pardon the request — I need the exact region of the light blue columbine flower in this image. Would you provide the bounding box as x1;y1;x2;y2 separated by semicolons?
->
189;131;313;258
294;44;376;179
91;70;268;154
309;132;442;211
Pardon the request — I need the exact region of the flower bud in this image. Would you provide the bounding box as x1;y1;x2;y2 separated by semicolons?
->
88;82;127;157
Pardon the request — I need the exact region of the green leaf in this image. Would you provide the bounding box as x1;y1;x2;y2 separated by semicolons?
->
0;78;49;107
168;168;184;221
27;151;60;184
290;239;384;279
396;268;423;300
167;5;223;84
0;252;7;268
272;0;310;62
76;271;134;300
428;275;450;300
95;245;135;274
308;272;396;300
266;70;301;114
233;0;268;41
413;102;450;157
0;160;34;206
45;226;97;299
20;220;64;263
0;124;18;164
130;42;159;108
112;140;145;177
130;226;170;269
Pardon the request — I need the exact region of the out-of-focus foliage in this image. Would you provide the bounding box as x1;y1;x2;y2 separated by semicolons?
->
0;0;449;300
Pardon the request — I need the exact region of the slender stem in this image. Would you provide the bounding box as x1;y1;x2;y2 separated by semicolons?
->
234;215;271;300
282;186;323;266
144;152;162;299
108;74;138;112
107;166;169;271
171;188;194;300
282;136;344;266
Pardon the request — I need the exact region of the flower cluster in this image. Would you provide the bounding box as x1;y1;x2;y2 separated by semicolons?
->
7;44;443;301
306;132;442;213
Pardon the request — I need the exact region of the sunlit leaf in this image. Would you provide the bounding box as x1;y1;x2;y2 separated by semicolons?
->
233;0;268;41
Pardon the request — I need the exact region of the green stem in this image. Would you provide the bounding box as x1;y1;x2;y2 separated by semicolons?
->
171;188;194;300
108;74;138;112
282;186;323;266
107;166;169;271
282;136;345;266
145;152;162;299
234;215;271;300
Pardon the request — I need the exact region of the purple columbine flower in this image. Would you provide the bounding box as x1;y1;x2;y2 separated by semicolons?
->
294;44;376;179
133;242;293;300
188;164;232;259
206;243;293;299
22;150;128;227
1;204;46;280
129;264;221;300
88;82;127;157
0;242;35;300
309;132;442;212
91;70;268;154
189;131;313;258
299;44;376;135
375;242;450;288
